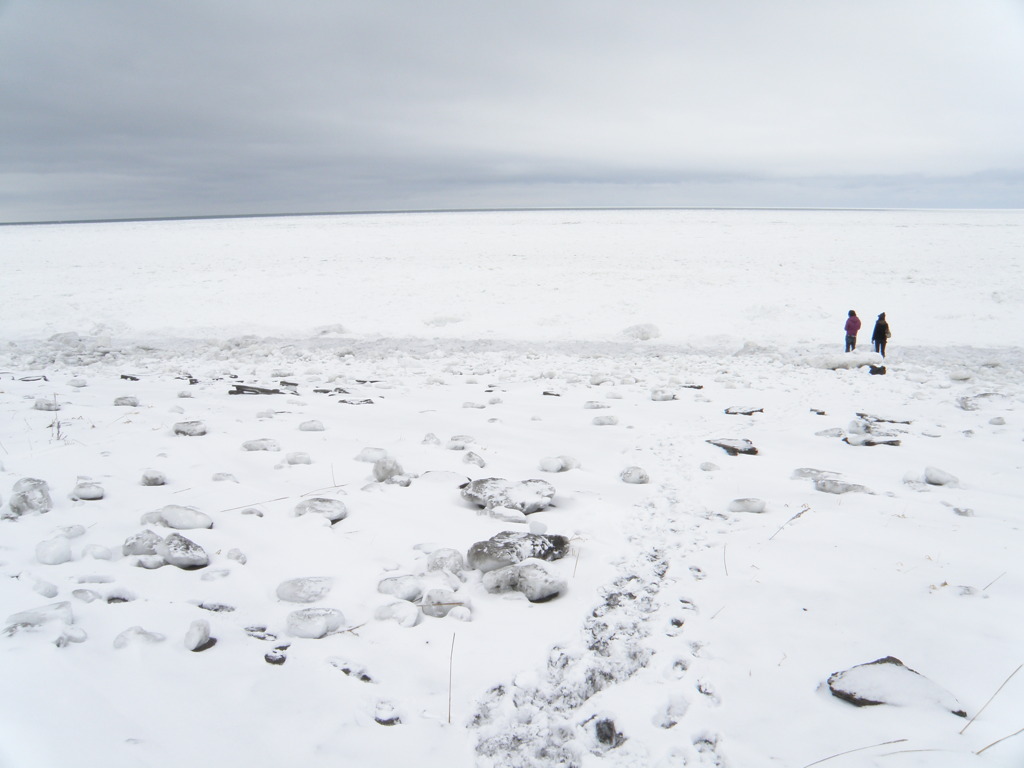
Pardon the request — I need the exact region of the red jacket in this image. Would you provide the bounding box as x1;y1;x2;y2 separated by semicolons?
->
845;316;861;334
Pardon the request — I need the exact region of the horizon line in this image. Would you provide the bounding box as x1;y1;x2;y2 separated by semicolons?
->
2;204;1022;227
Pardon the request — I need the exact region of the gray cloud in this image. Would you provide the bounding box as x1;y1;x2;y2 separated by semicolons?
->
2;0;1023;221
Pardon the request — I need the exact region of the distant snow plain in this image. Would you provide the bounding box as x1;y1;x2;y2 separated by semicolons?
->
0;209;1022;768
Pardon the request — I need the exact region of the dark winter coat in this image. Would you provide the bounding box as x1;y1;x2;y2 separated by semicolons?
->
872;317;890;342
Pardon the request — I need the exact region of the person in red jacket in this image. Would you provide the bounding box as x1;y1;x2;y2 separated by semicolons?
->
844;310;861;352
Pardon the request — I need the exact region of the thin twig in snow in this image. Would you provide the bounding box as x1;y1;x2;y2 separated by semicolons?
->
448;633;456;725
803;739;908;767
976;726;1024;755
960;663;1022;734
723;544;729;577
300;484;348;497
983;572;1006;591
769;505;810;541
218;497;288;513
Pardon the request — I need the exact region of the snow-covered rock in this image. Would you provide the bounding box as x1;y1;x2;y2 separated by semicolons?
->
827;656;966;717
71;481;104;501
355;447;389;463
923;466;959;486
460;478;556;515
377;575;424;602
727;498;767;513
463;451;486;468
155;533;209;569
277;577;334;603
373;457;403;482
9;478;53;516
140;469;167;486
287;607;345;638
123;529;162;556
114;396;140;407
184;619;213;651
539;456;579;473
33;398;60;411
592;414;619;425
299;420;325;431
173;420;207;436
707;438;759;456
286;451;312;465
467;531;571;573
482;562;566;602
623;323;660;341
4;601;73;634
293;497;348;523
242;438;280;452
141;505;213;530
814;478;870;494
374;601;421;627
113;626;165;649
427;548;465;574
36;536;73;565
420;588;466;618
620;466;650;484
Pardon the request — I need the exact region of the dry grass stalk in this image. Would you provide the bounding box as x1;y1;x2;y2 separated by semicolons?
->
448;633;456;725
959;663;1022;734
976;725;1024;755
803;739;907;767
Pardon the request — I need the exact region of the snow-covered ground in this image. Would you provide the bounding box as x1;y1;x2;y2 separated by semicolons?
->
0;209;1022;768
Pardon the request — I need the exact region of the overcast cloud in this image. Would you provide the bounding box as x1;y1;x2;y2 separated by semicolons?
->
2;0;1023;221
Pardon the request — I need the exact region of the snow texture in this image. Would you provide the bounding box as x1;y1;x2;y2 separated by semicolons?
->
1;210;1022;768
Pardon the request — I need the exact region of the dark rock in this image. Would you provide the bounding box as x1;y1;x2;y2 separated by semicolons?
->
724;406;763;415
230;384;288;395
595;718;625;748
264;645;289;665
198;603;236;613
869;365;887;375
173;421;207;437
842;436;901;447
467;531;570;573
856;413;911;425
245;625;277;641
374;702;401;726
706;438;759;456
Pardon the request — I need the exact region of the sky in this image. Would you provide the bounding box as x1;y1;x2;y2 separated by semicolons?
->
2;0;1024;223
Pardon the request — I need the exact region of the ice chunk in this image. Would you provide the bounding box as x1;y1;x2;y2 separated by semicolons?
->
184;620;212;651
293;497;348;523
141;505;213;529
277;577;334;603
113;626;166;649
10;478;53;516
36;536;73;565
620;466;650;484
287;607;345;638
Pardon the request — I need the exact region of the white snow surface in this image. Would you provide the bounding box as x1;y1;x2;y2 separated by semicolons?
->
0;209;1022;767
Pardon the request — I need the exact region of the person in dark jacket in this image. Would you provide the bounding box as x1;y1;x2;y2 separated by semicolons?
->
872;312;891;357
844;310;861;352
